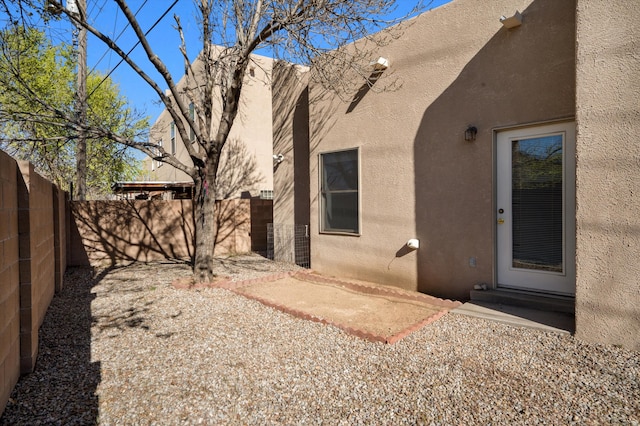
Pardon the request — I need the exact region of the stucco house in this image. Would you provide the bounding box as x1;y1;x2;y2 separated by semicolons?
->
143;51;276;200
272;0;640;349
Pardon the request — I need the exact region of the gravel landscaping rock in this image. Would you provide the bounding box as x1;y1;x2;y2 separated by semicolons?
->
1;254;638;425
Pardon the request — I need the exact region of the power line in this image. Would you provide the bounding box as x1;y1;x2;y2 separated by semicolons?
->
87;0;178;100
88;0;148;77
87;0;107;22
107;3;118;71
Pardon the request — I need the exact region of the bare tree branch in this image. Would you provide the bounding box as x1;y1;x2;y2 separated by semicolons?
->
2;0;425;282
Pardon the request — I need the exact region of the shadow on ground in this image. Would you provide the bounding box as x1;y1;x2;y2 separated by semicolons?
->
0;267;109;425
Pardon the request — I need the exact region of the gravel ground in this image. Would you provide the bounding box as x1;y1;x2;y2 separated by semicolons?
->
1;254;639;425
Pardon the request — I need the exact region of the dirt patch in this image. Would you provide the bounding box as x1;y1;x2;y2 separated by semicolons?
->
200;271;461;344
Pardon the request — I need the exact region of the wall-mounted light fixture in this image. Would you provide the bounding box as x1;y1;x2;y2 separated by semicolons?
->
273;154;284;164
370;57;389;71
500;11;522;29
465;126;478;142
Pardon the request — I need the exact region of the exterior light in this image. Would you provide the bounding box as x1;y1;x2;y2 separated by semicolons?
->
465;126;478;142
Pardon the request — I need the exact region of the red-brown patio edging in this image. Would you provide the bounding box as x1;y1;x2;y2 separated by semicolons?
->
171;271;462;344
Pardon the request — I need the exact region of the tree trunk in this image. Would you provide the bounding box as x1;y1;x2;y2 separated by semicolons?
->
192;169;217;283
190;65;243;283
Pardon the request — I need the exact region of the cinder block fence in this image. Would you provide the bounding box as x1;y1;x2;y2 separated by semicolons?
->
0;149;272;415
0;151;21;416
1;152;67;414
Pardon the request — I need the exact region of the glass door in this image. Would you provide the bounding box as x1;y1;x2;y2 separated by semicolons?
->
496;122;575;295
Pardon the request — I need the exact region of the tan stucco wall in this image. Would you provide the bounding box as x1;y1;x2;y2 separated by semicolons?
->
69;199;252;266
575;0;640;350
272;63;311;262
306;0;576;300
147;53;275;198
273;63;310;226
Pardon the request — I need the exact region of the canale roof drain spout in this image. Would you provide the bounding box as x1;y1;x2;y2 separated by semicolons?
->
406;239;420;250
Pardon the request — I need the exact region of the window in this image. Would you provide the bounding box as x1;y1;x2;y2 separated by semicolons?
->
320;148;359;234
170;122;176;155
157;139;163;167
189;103;195;143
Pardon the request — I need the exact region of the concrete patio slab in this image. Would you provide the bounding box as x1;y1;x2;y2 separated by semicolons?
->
174;270;462;344
452;301;575;335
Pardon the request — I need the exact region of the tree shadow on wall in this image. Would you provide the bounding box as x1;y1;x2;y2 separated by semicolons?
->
68;135;265;268
69;196;256;267
411;0;576;301
214;138;265;200
0;266;110;424
271;62;313;226
69;199;195;267
212;198;252;255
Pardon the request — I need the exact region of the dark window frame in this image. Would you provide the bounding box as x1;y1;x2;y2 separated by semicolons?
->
170;122;176;154
319;148;360;235
157;139;163;167
189;103;195;143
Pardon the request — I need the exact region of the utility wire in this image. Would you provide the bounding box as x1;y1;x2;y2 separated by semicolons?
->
106;4;118;71
87;0;178;100
87;0;107;23
88;0;149;77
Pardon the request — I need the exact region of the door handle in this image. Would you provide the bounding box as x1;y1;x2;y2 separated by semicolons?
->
497;218;505;224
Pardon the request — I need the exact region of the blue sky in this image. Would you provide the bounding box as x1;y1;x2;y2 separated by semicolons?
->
50;0;452;121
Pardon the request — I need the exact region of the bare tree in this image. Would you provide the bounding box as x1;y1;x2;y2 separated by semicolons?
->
2;0;422;283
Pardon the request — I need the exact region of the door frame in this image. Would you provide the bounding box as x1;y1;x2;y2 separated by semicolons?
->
493;119;576;296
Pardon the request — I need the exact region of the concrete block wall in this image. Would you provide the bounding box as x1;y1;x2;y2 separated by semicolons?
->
0;151;20;415
1;153;66;414
69;199;254;266
17;162;56;374
69;199;195;265
1;149;262;414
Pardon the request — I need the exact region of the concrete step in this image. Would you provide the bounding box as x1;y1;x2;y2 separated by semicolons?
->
452;301;575;334
470;288;574;314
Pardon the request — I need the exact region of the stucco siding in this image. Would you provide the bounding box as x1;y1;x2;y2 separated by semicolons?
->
147;53;275;198
307;0;576;300
575;0;640;349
